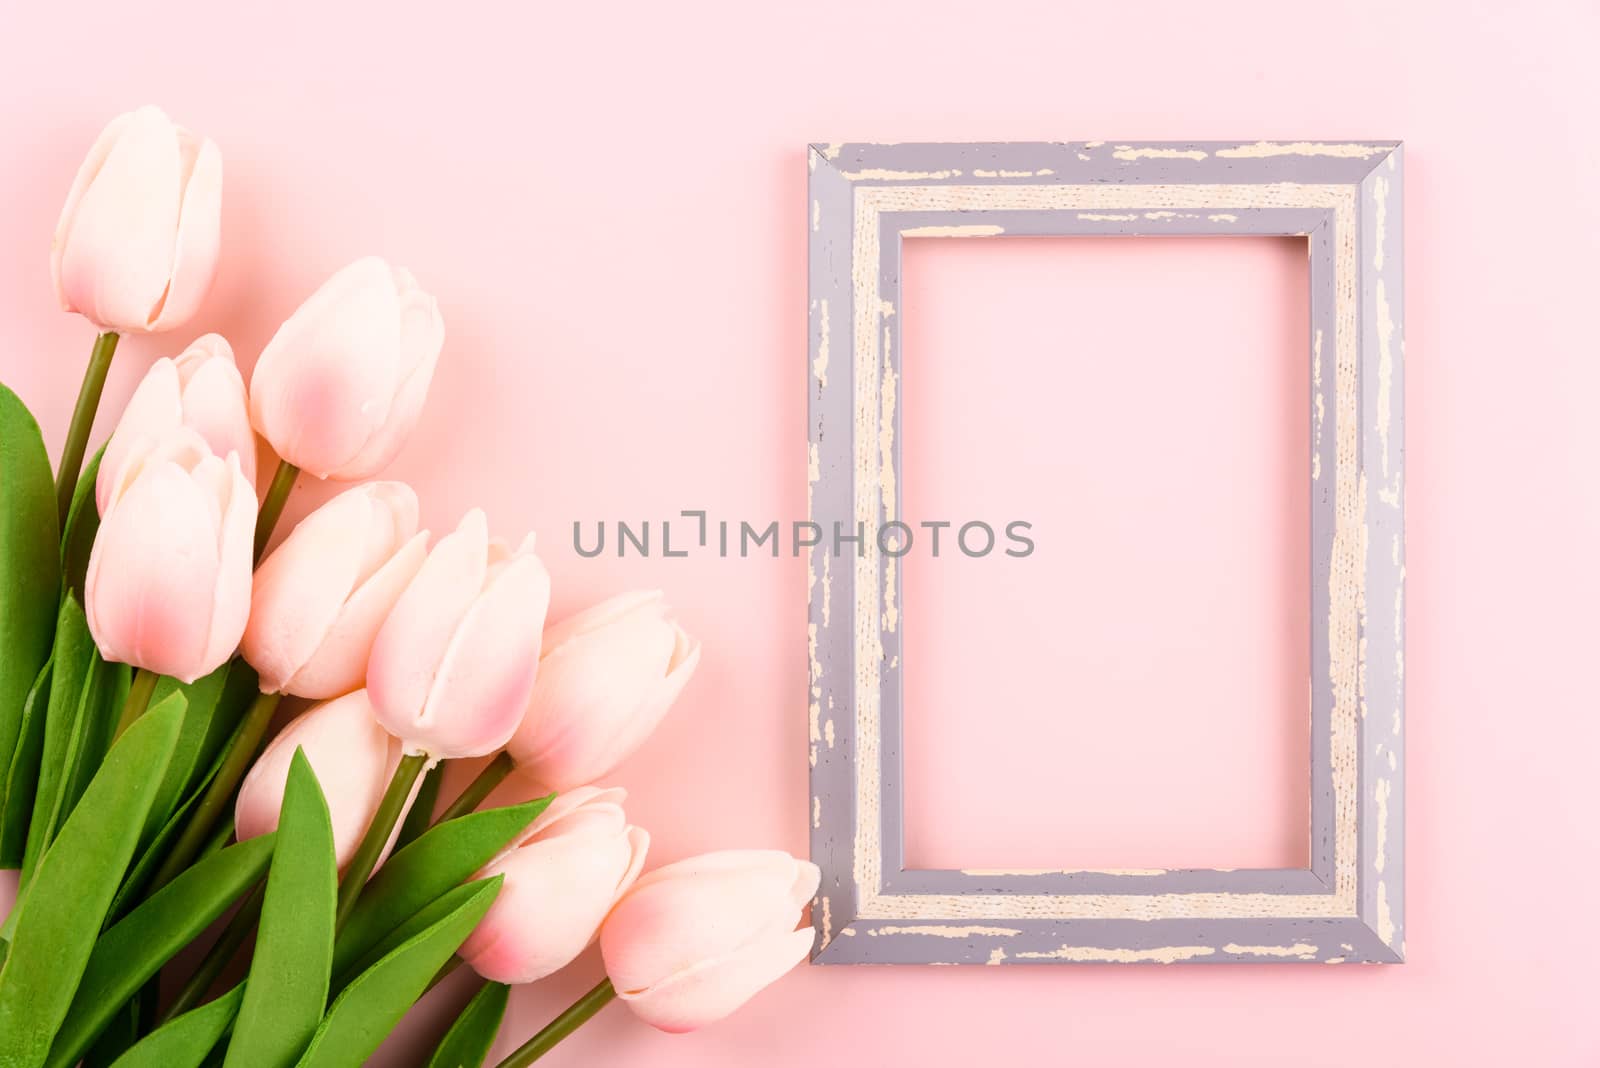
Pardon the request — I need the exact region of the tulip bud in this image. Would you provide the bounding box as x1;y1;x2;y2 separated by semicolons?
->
600;851;819;1033
367;509;550;759
242;482;427;699
96;334;254;516
460;786;648;984
85;430;254;683
235;690;409;868
507;591;699;791
249;257;444;480
52;105;222;334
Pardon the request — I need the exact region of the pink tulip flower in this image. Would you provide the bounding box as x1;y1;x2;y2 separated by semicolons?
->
235;690;409;869
52;105;222;334
460;786;648;984
507;591;699;791
367;509;550;759
249;256;444;480
600;850;820;1033
96;333;255;515
242;482;428;699
85;430;254;683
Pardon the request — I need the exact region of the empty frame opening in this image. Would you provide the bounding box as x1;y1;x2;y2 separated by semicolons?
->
898;234;1311;872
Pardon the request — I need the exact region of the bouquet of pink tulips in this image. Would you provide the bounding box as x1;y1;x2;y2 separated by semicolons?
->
0;106;817;1068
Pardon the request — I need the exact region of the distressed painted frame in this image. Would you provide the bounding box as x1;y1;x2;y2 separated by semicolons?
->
806;142;1404;965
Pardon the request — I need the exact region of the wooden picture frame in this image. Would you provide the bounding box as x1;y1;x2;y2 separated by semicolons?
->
806;141;1404;965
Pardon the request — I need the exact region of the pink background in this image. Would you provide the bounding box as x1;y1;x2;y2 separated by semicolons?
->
3;0;1598;1064
901;235;1313;872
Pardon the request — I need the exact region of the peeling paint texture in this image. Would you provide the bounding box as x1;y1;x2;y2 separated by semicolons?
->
808;142;1403;965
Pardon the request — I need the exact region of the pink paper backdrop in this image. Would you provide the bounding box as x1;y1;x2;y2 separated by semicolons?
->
900;234;1313;873
3;1;1598;1064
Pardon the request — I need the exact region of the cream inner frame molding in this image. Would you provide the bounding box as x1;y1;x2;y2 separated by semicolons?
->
806;142;1404;965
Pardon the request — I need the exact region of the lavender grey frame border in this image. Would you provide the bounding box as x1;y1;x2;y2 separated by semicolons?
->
806;142;1404;965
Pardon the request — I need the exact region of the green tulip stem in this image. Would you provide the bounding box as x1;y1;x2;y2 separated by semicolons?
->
335;752;429;928
112;668;159;741
161;882;264;1023
494;978;617;1067
254;460;300;561
435;751;516;826
55;330;119;526
393;760;444;851
147;688;282;893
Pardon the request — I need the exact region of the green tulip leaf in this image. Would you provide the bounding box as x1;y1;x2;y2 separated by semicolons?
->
83;977;159;1068
295;877;502;1068
24;593;97;868
333;794;551;980
338;874;492;990
60;443;104;603
45;834;276;1068
108;778;208;921
189;661;261;797
145;663;232;841
0;656;53;868
83;989;143;1068
111;663;261;919
427;979;509;1068
225;749;336;1068
19;594;127;886
109;741;226;921
107;986;243;1068
59;660;129;838
0;692;184;1067
0;383;61;812
394;760;444;852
